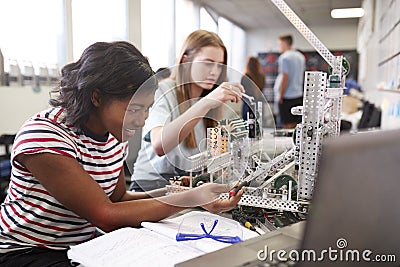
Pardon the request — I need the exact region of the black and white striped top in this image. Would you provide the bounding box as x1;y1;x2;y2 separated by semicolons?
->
0;107;127;252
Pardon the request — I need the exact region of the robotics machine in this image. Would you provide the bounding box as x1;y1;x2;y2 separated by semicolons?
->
167;0;350;226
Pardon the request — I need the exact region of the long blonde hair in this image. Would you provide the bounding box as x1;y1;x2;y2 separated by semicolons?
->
172;30;228;148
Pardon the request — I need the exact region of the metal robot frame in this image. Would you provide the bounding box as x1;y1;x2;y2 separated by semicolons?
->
167;0;348;214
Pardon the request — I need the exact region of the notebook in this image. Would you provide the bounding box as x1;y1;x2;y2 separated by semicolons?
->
67;210;258;267
176;129;400;267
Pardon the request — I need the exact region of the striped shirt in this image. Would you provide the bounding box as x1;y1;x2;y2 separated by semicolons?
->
0;107;127;252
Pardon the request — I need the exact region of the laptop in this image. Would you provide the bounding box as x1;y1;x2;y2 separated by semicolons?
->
176;129;400;267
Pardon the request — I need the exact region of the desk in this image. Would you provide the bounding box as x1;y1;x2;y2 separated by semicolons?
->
175;221;305;267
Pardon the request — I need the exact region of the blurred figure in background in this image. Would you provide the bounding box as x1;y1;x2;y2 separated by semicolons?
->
155;67;171;82
240;56;265;120
273;34;305;129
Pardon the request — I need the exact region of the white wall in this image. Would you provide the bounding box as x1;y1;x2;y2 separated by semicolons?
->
357;25;381;106
357;0;400;129
0;86;52;134
246;24;358;56
356;0;381;106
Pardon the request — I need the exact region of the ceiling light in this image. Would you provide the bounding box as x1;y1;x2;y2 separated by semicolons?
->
331;8;365;19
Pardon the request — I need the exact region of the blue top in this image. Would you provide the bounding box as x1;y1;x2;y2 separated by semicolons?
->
274;50;305;100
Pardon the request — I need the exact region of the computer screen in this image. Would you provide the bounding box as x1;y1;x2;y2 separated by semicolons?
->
300;129;400;266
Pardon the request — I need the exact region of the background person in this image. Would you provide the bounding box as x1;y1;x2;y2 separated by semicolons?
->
273;34;305;129
155;67;171;82
240;56;265;120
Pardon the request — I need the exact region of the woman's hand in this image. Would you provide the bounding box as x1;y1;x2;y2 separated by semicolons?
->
190;183;244;214
201;82;245;109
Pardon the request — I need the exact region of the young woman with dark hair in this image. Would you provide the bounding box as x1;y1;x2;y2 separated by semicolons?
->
0;41;244;267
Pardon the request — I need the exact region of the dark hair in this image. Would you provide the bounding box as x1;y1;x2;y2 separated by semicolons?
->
244;56;265;92
50;41;156;128
155;67;171;80
279;34;293;46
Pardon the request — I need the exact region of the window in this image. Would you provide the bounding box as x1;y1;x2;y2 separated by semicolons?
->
0;0;64;72
175;0;199;57
71;0;128;60
231;24;246;75
200;7;217;33
218;17;246;81
141;0;175;70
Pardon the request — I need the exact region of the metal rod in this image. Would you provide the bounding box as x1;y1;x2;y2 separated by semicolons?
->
269;0;336;68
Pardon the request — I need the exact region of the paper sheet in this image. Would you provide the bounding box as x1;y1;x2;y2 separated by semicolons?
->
68;228;203;267
68;211;259;266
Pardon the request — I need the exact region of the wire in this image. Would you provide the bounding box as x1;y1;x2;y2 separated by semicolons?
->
242;219;262;235
232;210;263;236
